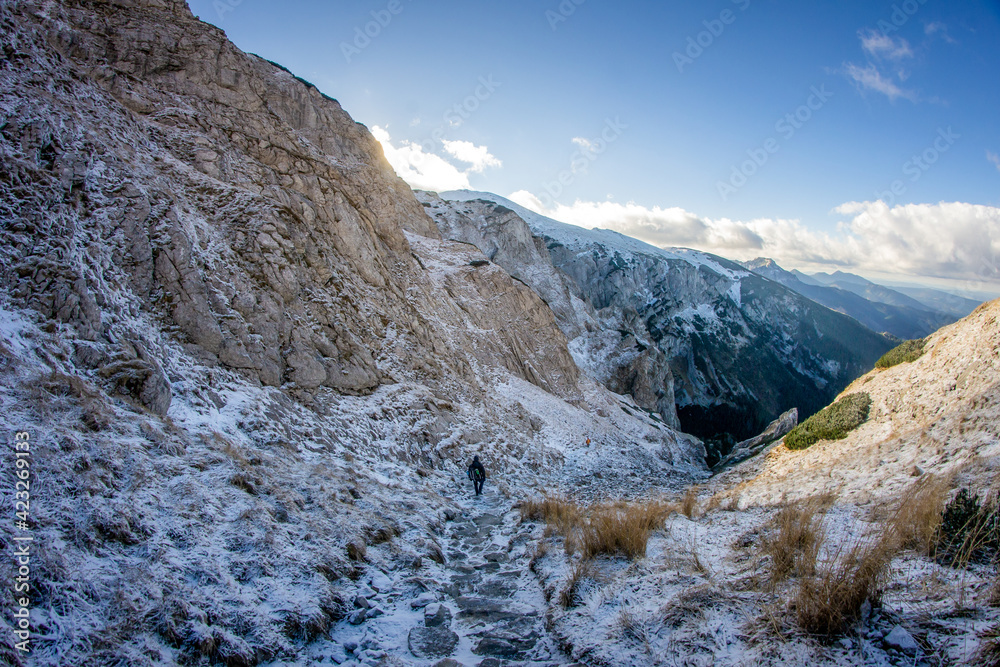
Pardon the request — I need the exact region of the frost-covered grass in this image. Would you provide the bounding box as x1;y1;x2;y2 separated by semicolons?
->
680;485;699;519
883;474;950;555
794;526;898;636
784;392;872;450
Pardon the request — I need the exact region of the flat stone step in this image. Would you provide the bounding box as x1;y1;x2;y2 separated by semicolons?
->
408;626;459;660
473;580;518;598
473;636;524;659
453;596;518;623
473;514;503;528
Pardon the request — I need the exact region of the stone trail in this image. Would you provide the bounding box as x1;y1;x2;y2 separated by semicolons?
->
322;488;584;666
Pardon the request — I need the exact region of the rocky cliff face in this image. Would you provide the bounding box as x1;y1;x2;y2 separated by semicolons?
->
423;192;894;462
0;0;588;404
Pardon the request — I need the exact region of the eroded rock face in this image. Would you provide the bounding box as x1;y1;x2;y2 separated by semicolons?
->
419;192;680;428
0;0;579;401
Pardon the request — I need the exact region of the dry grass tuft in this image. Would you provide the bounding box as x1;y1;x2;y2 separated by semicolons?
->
704;493;724;514
346;541;367;562
422;539;445;565
520;496;583;542
521;496;672;561
976;623;1000;667
580;501;671;561
528;540;549;574
886;474;950;555
763;498;828;588
560;559;596;608
364;521;400;546
661;585;728;628
794;527;898;636
990;574;1000;608
616;607;650;645
680;486;699;519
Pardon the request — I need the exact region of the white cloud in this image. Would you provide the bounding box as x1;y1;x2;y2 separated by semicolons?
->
509;191;766;252
845;30;918;102
988;150;1000;174
844;63;915;102
442;140;502;172
834;201;1000;283
372;128;502;192
371;126;470;192
508;191;1000;287
859;30;913;60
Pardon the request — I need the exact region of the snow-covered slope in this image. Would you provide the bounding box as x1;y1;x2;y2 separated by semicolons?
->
425;191;894;463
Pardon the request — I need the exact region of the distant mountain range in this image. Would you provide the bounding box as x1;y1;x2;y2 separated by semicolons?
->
741;259;977;340
804;271;982;320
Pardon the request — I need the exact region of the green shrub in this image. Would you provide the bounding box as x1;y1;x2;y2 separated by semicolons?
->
936;488;1000;567
875;338;927;369
784;393;872;451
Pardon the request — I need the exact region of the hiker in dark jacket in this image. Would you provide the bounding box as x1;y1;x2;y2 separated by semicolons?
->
468;455;487;496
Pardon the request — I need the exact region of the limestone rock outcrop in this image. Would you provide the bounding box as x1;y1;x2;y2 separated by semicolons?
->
0;0;580;401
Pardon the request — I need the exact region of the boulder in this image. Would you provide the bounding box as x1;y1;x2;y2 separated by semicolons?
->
714;408;798;471
883;625;919;654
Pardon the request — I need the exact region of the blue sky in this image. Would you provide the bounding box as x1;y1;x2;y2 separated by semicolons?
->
189;0;1000;295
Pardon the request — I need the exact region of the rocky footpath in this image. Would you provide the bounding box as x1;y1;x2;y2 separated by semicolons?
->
321;489;579;667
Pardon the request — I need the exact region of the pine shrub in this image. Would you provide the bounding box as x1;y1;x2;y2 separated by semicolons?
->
784;393;872;451
875;338;927;369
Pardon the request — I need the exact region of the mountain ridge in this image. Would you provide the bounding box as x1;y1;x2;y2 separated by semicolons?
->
741;257;957;339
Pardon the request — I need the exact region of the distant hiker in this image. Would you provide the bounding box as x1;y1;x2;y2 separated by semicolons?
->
586;438;591;447
467;455;487;496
